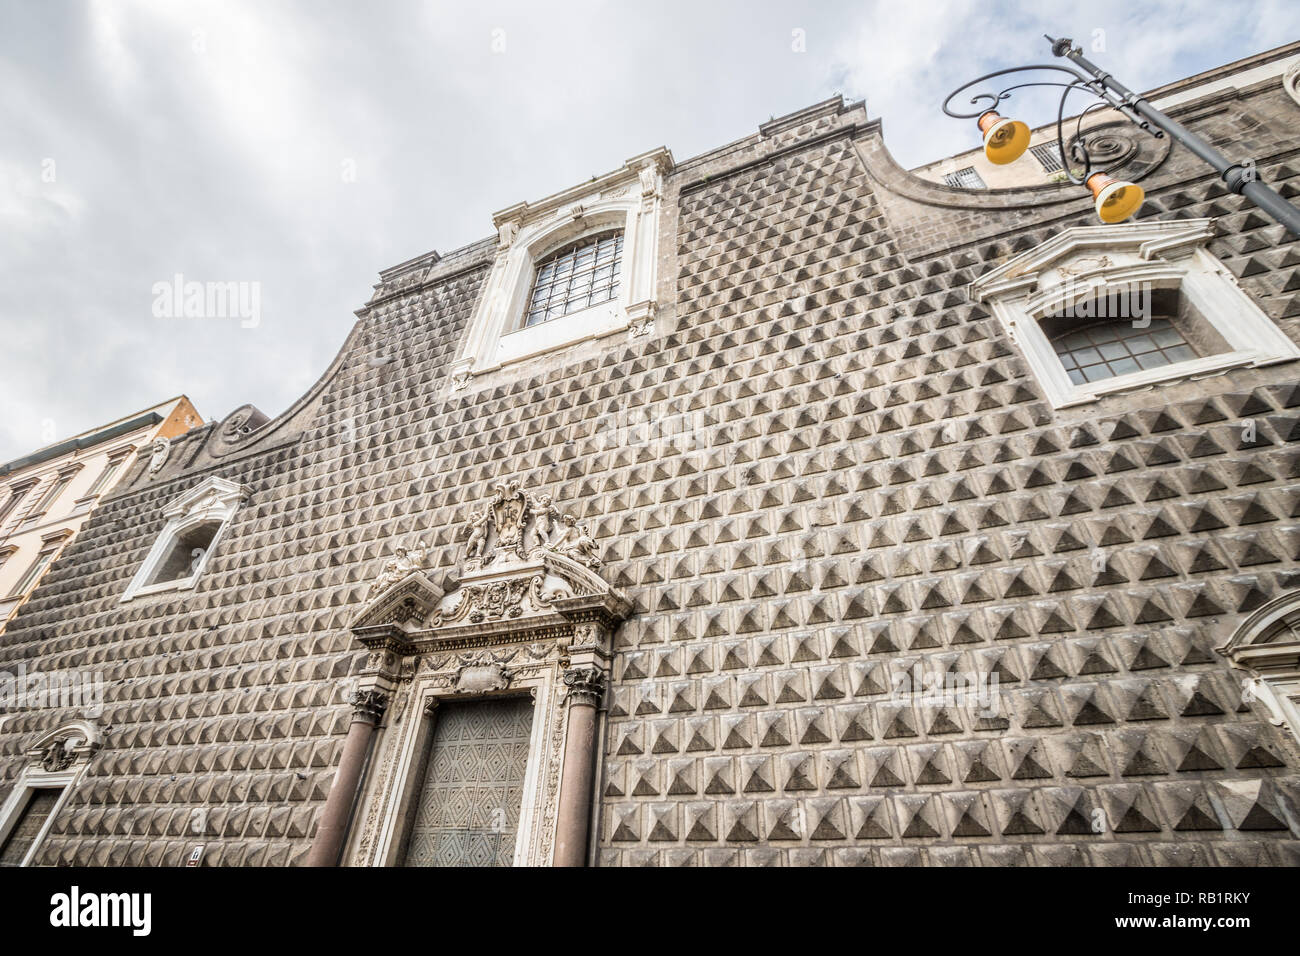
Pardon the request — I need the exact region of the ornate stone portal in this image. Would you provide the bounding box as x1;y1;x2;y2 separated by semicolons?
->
315;477;630;867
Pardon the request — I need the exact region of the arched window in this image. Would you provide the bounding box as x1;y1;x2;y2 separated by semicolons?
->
446;148;671;388
525;230;624;328
1220;590;1300;743
121;476;247;601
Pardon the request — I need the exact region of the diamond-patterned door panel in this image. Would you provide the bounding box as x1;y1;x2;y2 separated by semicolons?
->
404;696;534;867
0;788;61;867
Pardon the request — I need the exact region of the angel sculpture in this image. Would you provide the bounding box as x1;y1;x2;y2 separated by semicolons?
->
527;492;556;553
369;545;428;597
550;514;602;569
465;508;490;561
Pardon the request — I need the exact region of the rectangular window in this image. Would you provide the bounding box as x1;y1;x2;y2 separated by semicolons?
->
85;455;128;498
943;167;986;189
9;547;57;598
28;473;75;517
1030;142;1065;173
0;788;62;867
0;484;34;524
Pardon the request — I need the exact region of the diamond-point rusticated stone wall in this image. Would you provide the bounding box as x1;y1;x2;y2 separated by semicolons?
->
2;60;1300;867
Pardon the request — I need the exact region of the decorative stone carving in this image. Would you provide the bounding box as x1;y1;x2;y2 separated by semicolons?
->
221;404;270;441
368;544;430;599
491;480;529;561
39;741;74;773
25;721;101;775
449;370;472;391
462;478;602;571
349;689;389;723
563;666;606;708
430;574;551;627
454;659;513;694
352;570;446;636
1286;60;1300;108
1056;254;1112;278
497;220;519;249
344;476;630;868
548;514;601;569
206;403;273;457
147;438;170;478
569;622;608;654
638;162;659;198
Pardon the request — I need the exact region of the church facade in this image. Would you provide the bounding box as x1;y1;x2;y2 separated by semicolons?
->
2;43;1300;867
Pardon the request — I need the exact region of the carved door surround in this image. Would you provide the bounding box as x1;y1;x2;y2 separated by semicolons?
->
331;481;630;867
0;720;102;867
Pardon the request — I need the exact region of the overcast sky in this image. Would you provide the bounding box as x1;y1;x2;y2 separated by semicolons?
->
1;0;1296;462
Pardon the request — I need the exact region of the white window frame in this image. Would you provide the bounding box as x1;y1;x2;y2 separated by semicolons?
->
0;720;100;867
448;148;672;389
1219;590;1300;743
120;475;247;602
972;219;1300;409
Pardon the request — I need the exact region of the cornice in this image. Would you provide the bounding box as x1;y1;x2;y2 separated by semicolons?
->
491;147;674;230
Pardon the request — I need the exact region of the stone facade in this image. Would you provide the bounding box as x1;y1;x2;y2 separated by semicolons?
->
3;47;1300;867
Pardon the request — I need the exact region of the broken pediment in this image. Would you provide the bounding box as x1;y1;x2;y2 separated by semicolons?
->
351;571;447;638
351;477;630;652
431;550;616;629
971;219;1217;304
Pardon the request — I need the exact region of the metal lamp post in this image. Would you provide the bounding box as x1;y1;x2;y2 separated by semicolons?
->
941;35;1300;236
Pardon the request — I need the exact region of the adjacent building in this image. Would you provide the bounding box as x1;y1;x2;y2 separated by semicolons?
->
2;42;1299;868
0;397;202;635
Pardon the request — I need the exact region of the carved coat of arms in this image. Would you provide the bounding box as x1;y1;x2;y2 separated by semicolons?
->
465;480;601;572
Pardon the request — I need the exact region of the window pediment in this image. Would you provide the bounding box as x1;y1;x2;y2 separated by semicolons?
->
972;219;1218;301
1220;589;1300;742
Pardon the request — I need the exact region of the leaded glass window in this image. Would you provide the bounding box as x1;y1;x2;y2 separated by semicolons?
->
524;230;623;328
1049;316;1198;385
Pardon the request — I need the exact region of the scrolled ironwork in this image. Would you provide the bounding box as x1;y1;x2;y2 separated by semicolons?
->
941;50;1161;186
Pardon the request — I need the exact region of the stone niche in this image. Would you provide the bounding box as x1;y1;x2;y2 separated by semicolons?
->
340;477;629;867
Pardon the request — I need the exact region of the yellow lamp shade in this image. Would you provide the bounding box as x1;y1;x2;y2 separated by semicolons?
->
1087;173;1145;223
978;111;1031;165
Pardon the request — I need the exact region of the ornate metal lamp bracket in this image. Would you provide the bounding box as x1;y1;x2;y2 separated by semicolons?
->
941;51;1161;186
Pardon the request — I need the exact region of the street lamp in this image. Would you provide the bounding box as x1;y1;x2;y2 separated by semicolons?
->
942;35;1300;236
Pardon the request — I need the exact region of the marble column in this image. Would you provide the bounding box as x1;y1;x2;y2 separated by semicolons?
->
305;689;387;867
552;666;606;867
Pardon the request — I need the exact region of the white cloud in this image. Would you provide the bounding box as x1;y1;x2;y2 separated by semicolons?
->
0;0;1293;461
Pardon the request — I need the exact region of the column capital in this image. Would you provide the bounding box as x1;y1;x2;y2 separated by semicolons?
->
348;689;389;723
562;665;606;708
